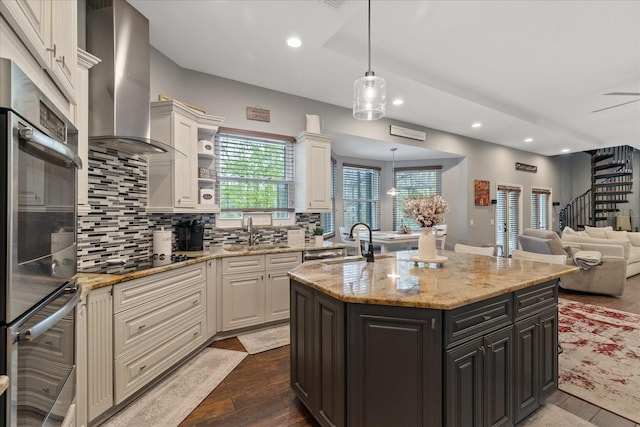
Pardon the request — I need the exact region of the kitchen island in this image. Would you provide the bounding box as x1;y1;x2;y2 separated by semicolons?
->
288;251;578;427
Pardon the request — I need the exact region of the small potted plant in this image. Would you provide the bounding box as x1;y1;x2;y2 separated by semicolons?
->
313;226;324;246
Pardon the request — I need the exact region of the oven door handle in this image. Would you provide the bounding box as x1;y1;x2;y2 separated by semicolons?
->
19;286;81;342
18;125;83;169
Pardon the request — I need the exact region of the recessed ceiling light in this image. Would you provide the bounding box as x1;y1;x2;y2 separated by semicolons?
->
392;98;404;106
561;148;571;153
471;122;482;128
524;137;533;143
286;37;302;48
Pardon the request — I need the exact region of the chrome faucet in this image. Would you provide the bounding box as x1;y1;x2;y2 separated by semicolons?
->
247;217;257;247
349;222;374;262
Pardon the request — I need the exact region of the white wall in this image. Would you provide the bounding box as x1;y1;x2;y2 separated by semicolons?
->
149;47;606;246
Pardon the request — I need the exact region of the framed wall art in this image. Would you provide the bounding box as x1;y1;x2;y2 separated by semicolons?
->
474;179;490;206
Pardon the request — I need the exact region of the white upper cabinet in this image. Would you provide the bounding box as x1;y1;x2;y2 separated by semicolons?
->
148;100;224;213
295;132;333;212
1;0;78;103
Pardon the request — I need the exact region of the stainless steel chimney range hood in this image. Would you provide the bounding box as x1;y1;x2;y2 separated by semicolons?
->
86;0;175;155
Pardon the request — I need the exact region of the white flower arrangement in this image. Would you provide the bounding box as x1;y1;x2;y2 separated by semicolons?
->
403;195;449;228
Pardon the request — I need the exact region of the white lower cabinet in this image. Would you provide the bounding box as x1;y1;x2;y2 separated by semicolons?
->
113;264;207;404
75;294;87;427
222;252;302;331
206;259;218;339
87;286;113;423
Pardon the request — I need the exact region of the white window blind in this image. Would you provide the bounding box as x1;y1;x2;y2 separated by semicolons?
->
215;129;295;219
321;158;337;236
392;166;442;230
531;188;551;230
496;185;521;257
343;164;380;229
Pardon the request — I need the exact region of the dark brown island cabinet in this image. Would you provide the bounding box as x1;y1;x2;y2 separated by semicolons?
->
290;279;559;427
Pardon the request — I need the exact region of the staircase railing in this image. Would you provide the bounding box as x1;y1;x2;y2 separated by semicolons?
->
559;189;592;231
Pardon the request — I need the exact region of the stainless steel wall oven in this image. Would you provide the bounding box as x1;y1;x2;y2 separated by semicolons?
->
1;59;82;427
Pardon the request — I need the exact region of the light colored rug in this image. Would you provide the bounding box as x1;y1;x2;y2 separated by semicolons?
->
103;347;247;427
520;403;596;426
237;323;290;354
558;299;640;423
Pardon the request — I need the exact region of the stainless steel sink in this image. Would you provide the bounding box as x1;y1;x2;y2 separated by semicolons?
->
321;254;395;265
223;243;290;252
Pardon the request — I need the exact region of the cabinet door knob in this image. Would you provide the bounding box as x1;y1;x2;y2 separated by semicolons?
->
482;315;491;321
193;300;199;305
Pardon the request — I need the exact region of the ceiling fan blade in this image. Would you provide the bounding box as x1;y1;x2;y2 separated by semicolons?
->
592;98;640;113
605;92;640;96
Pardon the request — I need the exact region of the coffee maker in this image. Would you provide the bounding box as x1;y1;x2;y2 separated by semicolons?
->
177;219;205;251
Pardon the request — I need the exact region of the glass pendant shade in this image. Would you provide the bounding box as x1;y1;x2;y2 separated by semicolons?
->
354;72;386;120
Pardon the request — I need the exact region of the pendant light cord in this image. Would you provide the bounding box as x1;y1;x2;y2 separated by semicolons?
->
367;0;372;73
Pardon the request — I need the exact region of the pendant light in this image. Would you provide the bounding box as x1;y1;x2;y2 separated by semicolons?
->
387;148;399;196
353;0;386;120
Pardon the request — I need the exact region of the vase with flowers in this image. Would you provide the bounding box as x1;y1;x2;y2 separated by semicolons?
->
403;195;449;259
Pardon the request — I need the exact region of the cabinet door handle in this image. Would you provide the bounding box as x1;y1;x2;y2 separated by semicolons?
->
46;44;56;57
193;332;199;337
537;296;546;302
193;300;199;305
138;324;146;329
482;315;491;321
140;365;147;371
431;318;436;330
488;343;494;351
56;55;65;68
479;346;485;355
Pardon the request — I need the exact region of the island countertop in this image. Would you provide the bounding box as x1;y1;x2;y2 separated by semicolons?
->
288;250;579;310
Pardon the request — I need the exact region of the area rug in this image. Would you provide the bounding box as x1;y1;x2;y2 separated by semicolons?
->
237;323;290;354
520;403;595;426
558;299;640;423
102;347;247;427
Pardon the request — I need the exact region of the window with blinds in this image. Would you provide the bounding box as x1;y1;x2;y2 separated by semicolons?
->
321;158;337;236
392;166;442;230
496;185;521;257
343;164;380;229
531;188;551;230
215;129;295;219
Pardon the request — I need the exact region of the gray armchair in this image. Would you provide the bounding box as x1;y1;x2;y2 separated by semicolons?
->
518;228;626;296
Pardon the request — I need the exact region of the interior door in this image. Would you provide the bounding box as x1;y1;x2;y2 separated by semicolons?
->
496;185;522;257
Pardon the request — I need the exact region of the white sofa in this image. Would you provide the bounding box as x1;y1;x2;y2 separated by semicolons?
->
561;226;640;278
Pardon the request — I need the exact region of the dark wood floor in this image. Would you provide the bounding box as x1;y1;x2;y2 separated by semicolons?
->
180;274;640;427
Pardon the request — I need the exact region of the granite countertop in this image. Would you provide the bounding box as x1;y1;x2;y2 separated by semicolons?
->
0;376;8;397
288;250;579;310
76;241;347;294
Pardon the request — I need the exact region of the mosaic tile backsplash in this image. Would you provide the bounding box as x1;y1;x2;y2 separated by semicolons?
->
78;148;321;273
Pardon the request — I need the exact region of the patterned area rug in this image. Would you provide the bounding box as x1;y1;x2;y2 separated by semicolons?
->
237;323;290;354
103;348;247;427
558;299;640;423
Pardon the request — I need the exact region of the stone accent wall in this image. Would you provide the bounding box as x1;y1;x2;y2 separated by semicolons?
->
78;148;321;273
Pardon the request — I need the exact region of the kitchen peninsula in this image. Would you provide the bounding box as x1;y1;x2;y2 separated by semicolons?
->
288;251;579;427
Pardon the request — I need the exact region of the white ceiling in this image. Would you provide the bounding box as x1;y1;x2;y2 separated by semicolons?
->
129;0;640;159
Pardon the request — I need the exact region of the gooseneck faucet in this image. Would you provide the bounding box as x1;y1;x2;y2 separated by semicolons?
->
247;217;257;247
349;222;374;262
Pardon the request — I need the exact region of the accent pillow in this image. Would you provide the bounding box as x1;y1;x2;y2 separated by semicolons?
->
605;230;630;242
584;226;611;239
562;226;577;235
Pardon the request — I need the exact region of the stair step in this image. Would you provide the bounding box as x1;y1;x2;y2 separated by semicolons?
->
594;200;629;204
591;153;614;162
593;190;633;195
592;181;633;187
593;171;633;179
592;162;628;172
595;208;620;213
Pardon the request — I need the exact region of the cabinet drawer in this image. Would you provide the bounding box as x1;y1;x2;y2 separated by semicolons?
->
114;282;206;356
114;314;206;404
266;252;302;270
514;281;558;320
114;264;206;313
221;255;265;275
445;294;513;348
